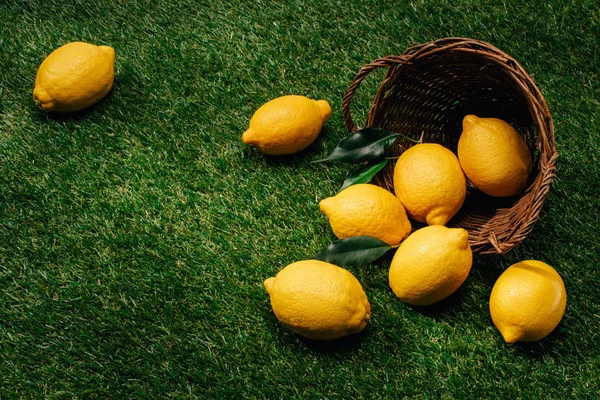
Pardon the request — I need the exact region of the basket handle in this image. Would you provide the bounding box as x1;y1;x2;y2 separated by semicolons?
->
342;56;411;132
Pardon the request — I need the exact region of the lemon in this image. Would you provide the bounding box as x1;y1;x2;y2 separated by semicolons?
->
33;42;115;112
263;260;370;340
489;260;567;344
393;143;466;226
242;95;331;155
458;115;533;197
319;183;411;246
388;225;472;306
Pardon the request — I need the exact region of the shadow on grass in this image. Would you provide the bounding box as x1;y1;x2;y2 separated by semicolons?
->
242;125;338;167
404;284;470;320
31;90;115;123
498;326;569;360
471;253;509;288
262;304;366;354
295;327;366;354
396;253;508;321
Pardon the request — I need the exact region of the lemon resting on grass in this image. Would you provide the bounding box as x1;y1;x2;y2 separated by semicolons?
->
458;115;533;197
490;260;567;344
393;143;466;226
319;183;411;246
33;42;115;112
242;95;331;155
264;260;370;340
389;225;472;306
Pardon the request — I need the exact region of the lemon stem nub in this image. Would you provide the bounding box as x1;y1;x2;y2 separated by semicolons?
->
462;114;479;128
263;277;275;294
100;46;115;62
318;197;334;214
501;327;523;344
317;100;332;123
242;129;255;144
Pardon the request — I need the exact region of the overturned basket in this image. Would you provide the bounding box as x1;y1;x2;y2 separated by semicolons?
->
342;38;557;254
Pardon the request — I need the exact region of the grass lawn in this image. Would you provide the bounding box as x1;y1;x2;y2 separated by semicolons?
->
1;0;599;397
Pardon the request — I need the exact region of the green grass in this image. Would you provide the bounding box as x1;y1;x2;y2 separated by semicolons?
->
1;0;599;397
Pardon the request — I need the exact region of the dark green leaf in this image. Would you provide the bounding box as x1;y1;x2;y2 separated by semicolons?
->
341;159;389;190
311;236;392;266
312;127;400;163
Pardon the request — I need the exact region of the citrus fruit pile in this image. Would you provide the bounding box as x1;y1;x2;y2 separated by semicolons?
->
242;95;565;344
31;41;566;346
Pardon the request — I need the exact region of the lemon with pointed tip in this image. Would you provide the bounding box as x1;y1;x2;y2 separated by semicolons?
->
393;143;466;226
319;183;411;246
33;42;115;112
263;260;370;340
389;225;472;306
458;115;533;197
490;260;566;344
242;95;331;155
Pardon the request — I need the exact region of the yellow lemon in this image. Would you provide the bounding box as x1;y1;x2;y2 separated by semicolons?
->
242;95;331;155
489;260;567;344
319;183;411;246
263;260;370;340
388;225;472;306
458;115;533;197
393;143;466;225
33;42;115;112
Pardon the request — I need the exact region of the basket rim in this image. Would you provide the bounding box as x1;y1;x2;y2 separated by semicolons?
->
341;37;557;254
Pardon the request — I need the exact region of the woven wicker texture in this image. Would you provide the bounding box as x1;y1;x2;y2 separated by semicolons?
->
342;38;557;254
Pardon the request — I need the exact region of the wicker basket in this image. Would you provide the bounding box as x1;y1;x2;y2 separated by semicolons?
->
342;38;557;254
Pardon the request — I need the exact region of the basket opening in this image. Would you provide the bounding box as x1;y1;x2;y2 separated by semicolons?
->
369;55;537;154
347;39;555;253
368;50;542;238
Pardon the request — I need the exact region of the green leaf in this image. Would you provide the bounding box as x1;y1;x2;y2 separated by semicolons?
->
311;236;392;266
312;127;400;163
341;159;389;190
